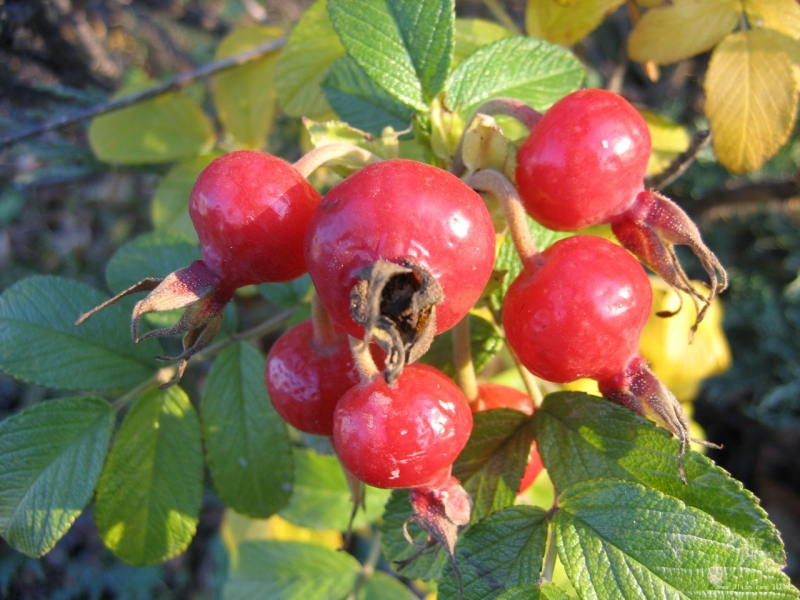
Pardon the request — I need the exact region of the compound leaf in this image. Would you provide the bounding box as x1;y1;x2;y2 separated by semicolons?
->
628;0;741;64
95;386;203;565
705;29;798;174
223;540;359;600
438;506;548;600
534;392;786;564
446;37;583;121
201;343;293;518
213;25;284;150
276;0;345;118
0;276;158;391
554;479;799;599
328;0;454;110
452;409;535;523
0;397;114;557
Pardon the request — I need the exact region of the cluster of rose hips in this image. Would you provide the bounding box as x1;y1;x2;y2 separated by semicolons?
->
79;88;725;557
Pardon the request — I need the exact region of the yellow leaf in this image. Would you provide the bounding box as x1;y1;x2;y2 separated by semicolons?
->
640;109;691;176
636;0;665;7
88;80;215;165
773;33;800;90
628;0;741;64
525;0;626;46
212;25;284;150
744;0;800;39
704;29;798;173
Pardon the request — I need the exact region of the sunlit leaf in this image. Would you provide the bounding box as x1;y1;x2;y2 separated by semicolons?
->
640;109;691;177
525;0;626;46
744;0;800;39
453;18;512;67
628;0;741;64
213;25;284;150
705;29;798;174
89;80;214;164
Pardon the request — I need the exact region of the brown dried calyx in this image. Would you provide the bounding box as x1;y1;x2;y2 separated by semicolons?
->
350;258;443;385
75;260;233;388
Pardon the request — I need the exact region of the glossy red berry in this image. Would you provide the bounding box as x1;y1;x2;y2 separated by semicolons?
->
332;363;473;489
473;383;543;494
304;158;496;340
190;150;321;288
515;88;650;232
502;235;652;384
265;320;360;436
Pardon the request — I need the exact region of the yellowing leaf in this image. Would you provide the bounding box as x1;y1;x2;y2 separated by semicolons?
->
88;80;214;165
276;0;345;118
705;29;798;174
628;0;741;64
744;0;800;39
212;25;284;150
525;0;626;46
640;109;691;176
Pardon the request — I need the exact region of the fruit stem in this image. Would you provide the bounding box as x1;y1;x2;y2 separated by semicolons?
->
453;315;479;402
348;335;380;384
465;168;541;266
512;351;544;408
311;288;339;347
292;142;382;179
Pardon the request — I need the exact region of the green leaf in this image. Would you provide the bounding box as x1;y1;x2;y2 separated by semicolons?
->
279;448;390;530
327;0;454;110
452;409;534;523
258;274;311;309
497;582;573;600
213;25;284;149
151;152;222;242
356;572;418;600
380;489;447;581
0;276;158;391
445;37;583;120
453;18;512;67
438;505;548;600
419;312;504;378
201;343;293;518
223;540;359;600
88;80;215;165
534;392;786;564
553;479;799;599
95;386;203;565
323;56;415;135
489;219;571;313
276;0;345;118
0;397;114;557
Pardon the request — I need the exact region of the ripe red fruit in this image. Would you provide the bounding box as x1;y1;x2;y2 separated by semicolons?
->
304;159;496;362
265;320;360;436
332;363;473;489
515;89;725;330
473;383;543;494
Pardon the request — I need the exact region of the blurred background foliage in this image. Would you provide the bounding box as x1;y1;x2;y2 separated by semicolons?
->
1;0;799;597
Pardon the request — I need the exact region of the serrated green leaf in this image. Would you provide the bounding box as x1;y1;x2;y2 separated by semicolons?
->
453;18;512;67
452;409;534;523
323;56;415;135
438;505;548;600
151;152;222;242
328;0;454;110
224;540;359;600
105;232;200;294
497;582;573;600
279;448;390;530
88;80;214;165
419;312;504;378
380;489;447;581
213;25;284;150
276;0;345;118
356;571;418;600
554;479;799;599
95;386;203;565
0;276;158;391
201;343;293;518
445;37;583;120
534;392;786;564
258;274;312;309
0;397;114;557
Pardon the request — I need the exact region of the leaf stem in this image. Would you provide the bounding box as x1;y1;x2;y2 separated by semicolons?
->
453;315;479;402
347;530;384;600
292;143;382;179
539;520;558;583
